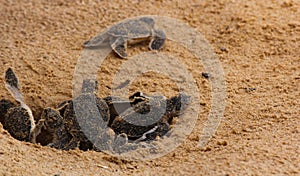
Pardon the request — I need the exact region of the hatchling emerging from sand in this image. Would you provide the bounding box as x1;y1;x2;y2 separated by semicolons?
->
110;92;191;142
32;79;115;151
0;68;37;142
83;17;166;59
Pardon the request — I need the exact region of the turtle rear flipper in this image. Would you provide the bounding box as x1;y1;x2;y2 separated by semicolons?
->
149;29;166;50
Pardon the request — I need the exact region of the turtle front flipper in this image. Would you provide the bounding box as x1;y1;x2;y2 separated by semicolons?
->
112;133;128;153
149;29;166;50
59;138;80;151
110;37;128;59
5;68;23;104
29;118;45;143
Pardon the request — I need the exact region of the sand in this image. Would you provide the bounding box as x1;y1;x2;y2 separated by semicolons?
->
0;0;299;175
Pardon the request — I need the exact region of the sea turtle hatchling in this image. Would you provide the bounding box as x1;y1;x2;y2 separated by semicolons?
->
32;79;114;151
110;92;191;141
0;68;36;141
61;79;114;151
83;16;166;59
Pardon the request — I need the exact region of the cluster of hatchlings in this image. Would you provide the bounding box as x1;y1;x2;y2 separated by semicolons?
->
0;17;190;153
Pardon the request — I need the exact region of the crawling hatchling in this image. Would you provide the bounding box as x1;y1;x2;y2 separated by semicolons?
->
83;16;166;59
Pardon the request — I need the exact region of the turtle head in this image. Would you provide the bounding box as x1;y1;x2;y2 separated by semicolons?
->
81;79;98;94
129;91;148;104
176;93;191;111
166;93;191;115
139;17;155;27
41;108;63;131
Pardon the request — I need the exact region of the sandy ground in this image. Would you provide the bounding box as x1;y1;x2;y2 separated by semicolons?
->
0;0;299;175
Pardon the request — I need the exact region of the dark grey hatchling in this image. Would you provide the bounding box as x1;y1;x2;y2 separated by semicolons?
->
83;17;166;59
0;68;36;142
34;79;113;151
110;92;191;142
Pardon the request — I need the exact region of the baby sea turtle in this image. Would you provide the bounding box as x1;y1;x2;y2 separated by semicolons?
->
33;79;112;151
83;17;166;59
110;93;190;141
62;79;113;151
103;91;149;127
0;68;36;141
